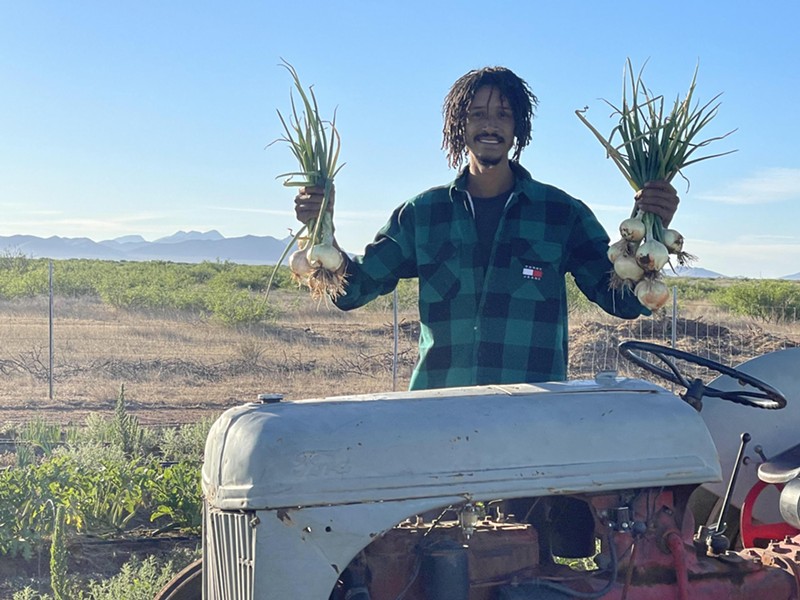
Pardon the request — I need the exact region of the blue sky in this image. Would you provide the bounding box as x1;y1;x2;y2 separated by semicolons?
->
1;1;798;278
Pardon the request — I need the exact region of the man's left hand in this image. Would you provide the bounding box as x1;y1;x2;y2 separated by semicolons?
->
635;180;679;227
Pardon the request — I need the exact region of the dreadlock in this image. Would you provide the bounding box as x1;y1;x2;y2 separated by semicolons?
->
442;67;538;169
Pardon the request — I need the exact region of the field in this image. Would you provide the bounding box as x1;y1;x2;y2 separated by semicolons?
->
0;291;420;429
2;282;798;430
1;267;800;599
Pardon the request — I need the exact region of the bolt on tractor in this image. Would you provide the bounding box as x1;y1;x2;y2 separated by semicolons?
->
157;343;800;599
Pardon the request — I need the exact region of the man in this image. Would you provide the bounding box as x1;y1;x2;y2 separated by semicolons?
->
295;66;678;391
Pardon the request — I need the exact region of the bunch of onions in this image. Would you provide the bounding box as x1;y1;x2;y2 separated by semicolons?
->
608;211;670;310
267;59;346;301
576;59;735;311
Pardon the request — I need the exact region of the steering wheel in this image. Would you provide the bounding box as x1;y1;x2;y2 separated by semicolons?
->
618;341;787;410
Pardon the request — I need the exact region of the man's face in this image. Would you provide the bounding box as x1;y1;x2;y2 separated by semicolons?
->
464;85;515;168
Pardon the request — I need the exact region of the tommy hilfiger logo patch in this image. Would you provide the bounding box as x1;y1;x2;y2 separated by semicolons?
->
522;265;543;280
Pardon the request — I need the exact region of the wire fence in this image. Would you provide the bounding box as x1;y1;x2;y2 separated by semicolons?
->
1;289;799;400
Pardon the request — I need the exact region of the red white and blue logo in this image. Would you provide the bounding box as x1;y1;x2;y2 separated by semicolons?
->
522;265;543;280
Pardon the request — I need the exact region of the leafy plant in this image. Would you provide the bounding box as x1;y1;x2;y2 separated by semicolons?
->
159;418;213;465
576;60;737;307
715;280;800;323
80;555;180;600
13;588;51;600
14;418;66;467
267;59;346;301
114;384;143;457
50;505;70;600
576;59;735;192
148;461;203;533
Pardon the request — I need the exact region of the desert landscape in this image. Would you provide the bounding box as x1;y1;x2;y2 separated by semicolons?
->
2;284;798;429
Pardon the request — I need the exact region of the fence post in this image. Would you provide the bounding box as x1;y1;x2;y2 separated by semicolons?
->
671;286;678;349
49;260;54;400
392;287;399;391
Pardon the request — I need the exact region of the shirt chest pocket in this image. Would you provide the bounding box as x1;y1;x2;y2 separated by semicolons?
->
417;241;461;303
506;239;563;301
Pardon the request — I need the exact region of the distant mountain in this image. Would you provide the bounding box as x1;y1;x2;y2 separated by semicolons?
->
4;234;793;279
153;230;225;244
104;234;146;244
0;232;294;265
663;265;727;279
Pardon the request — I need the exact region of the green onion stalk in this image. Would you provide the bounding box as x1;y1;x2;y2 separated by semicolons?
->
267;59;346;301
576;59;735;309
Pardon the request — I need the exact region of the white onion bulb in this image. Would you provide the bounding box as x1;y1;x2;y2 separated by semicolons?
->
620;217;646;242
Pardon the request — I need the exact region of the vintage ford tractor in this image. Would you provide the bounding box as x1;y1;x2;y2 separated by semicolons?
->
157;343;800;599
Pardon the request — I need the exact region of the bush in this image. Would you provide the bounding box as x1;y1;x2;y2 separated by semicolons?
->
148;461;203;532
205;286;276;324
11;551;199;600
667;277;719;302
159;418;213;464
81;555;182;600
362;278;419;313
714;280;800;323
566;275;596;314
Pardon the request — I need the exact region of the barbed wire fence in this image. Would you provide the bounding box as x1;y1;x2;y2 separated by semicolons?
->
1;283;799;398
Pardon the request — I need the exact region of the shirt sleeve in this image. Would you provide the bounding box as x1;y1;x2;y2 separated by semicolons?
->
564;200;650;319
333;201;419;311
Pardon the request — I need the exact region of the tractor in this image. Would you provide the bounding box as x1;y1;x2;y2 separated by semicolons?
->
157;342;800;599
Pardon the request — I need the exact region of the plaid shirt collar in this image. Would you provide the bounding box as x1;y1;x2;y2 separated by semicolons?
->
448;161;544;212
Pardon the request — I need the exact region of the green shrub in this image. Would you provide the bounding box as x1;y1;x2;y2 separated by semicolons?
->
114;384;143;457
75;389;156;456
159;419;213;464
12;551;199;600
205;286;276;325
14;417;65;466
667;277;720;302
566;274;595;315
0;257;293;324
714;280;800;323
13;587;51;600
148;461;203;533
50;506;69;600
362;278;419;313
81;555;179;600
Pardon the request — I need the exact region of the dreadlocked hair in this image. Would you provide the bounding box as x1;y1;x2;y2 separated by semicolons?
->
442;67;538;169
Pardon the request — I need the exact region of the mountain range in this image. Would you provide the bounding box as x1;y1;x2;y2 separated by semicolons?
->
0;230;293;265
1;231;799;280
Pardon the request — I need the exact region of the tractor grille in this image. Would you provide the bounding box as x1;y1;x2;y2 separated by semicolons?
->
204;505;258;600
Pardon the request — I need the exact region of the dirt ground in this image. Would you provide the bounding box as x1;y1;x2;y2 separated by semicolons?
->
2;296;798;431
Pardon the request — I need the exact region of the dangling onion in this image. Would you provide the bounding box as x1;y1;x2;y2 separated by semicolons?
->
635;239;669;272
663;229;685;254
289;248;313;278
614;255;645;282
607;239;630;264
619;216;646;242
635;278;670;310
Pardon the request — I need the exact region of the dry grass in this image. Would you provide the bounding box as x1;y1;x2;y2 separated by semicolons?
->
1;293;798;429
0;293;419;427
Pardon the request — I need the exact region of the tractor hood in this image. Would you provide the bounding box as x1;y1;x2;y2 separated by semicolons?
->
202;377;721;510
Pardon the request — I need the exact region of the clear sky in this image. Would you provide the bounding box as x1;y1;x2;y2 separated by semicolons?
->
1;1;798;278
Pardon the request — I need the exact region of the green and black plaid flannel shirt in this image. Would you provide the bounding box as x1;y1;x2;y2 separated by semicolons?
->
335;163;646;390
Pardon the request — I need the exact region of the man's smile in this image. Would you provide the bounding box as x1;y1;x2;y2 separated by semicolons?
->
475;135;504;145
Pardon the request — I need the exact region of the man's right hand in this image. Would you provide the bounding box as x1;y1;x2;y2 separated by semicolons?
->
294;185;334;225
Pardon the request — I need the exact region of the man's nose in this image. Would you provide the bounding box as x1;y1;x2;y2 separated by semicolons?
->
482;116;500;131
